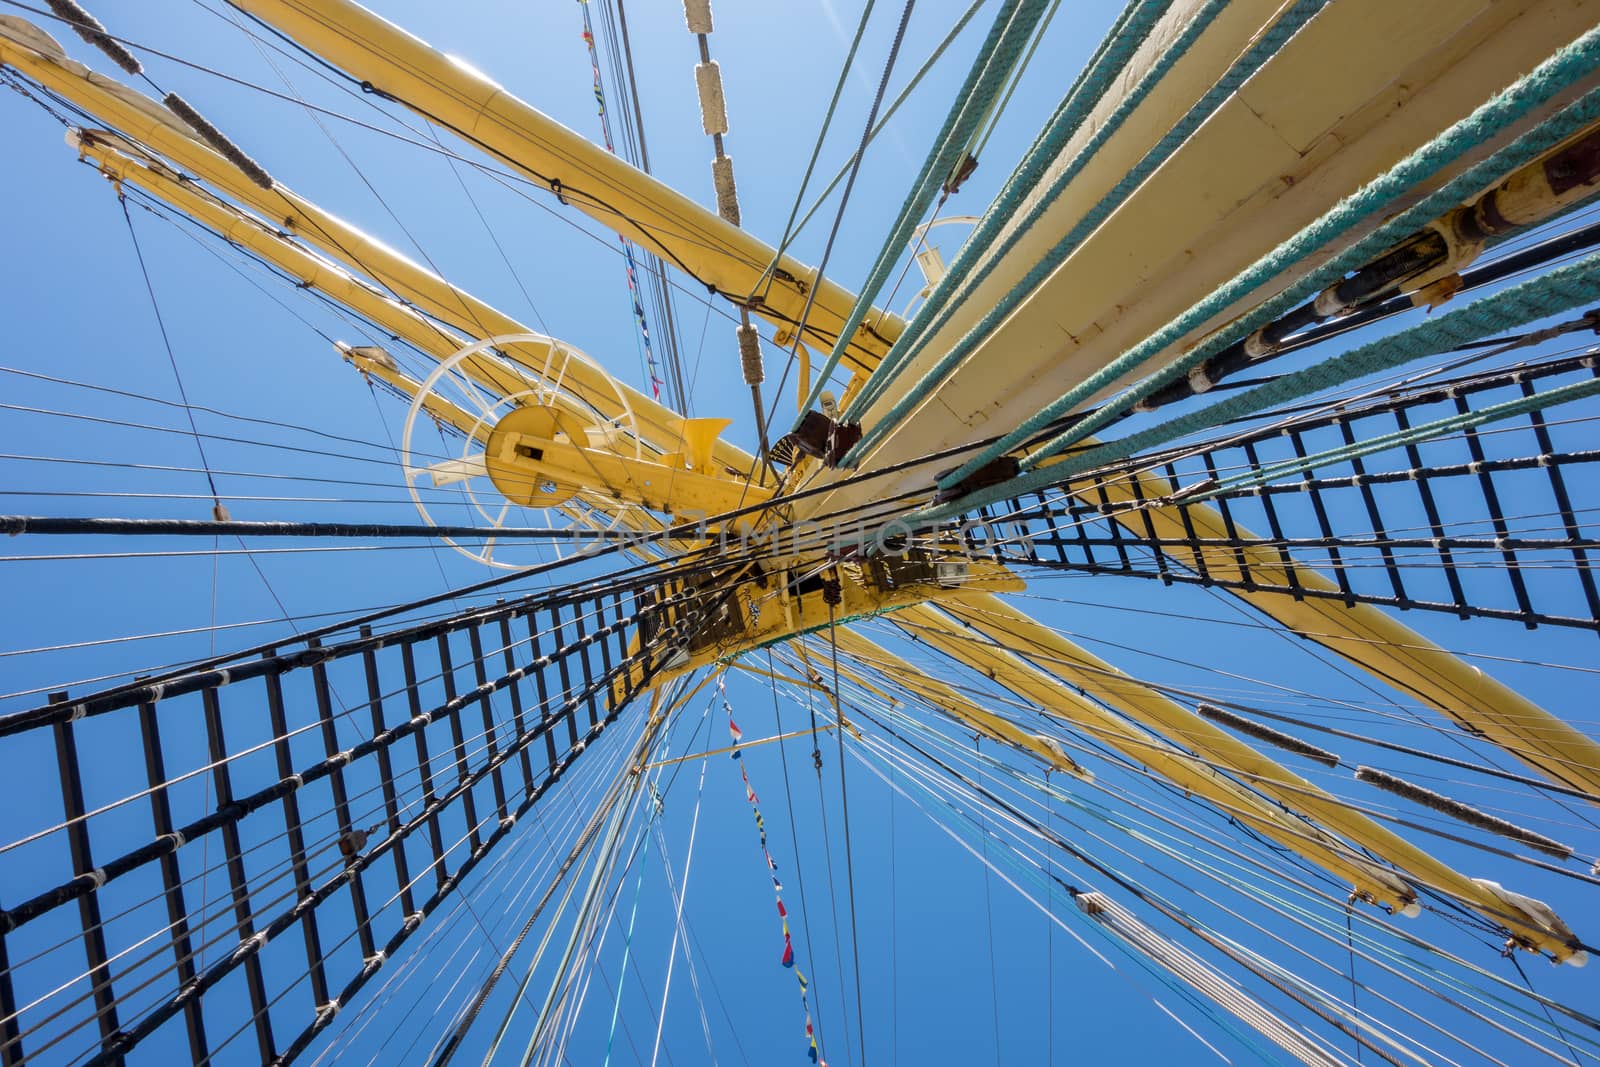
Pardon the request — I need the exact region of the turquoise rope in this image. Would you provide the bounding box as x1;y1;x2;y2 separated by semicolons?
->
968;0;1064;164
601;815;654;1066
848;0;1328;465
897;0;1326;481
792;0;1052;427
938;23;1600;490
1202;374;1600;502
907;249;1600;531
843;0;1176;423
1035;251;1600;493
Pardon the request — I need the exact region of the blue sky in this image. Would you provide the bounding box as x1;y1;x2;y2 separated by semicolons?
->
2;2;1599;1064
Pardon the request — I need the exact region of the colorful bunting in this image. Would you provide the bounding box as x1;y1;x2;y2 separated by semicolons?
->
578;3;666;400
721;675;827;1065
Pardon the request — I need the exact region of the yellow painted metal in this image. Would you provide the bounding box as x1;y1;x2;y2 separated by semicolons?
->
886;603;1420;913
1084;469;1600;801
221;0;904;378
812;0;1600;509
776;0;1600;806
644;724;834;769
726;658;833;696
619;558;1027;699
739;0;1600;808
70;129;491;437
930;594;1584;959
0;18;758;476
484;406;772;519
828;627;1092;780
16;0;1591;961
70;129;776;528
680;418;733;474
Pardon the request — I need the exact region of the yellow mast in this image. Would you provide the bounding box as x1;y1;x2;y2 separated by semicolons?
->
884;603;1422;914
923;594;1586;959
829;627;1094;780
221;0;904;378
834;0;1600;489
70;130;483;433
5;2;1587;958
0;16;759;476
1087;468;1600;799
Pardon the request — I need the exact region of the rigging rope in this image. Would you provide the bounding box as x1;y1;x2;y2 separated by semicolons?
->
792;0;1051;425
721;674;830;1065
780;0;918;429
1010;285;1600;507
837;664;1600;1051
840;0;1183;424
767;0;990;277
825;582;868;1067
119;195;224;514
644;712;712;1067
850;0;1328;463
579;0;667;401
928;27;1600;499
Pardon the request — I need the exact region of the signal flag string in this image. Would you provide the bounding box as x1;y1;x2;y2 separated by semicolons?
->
578;0;666;400
720;675;829;1065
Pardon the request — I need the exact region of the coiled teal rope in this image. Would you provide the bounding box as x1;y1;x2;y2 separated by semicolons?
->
848;0;1329;465
792;0;1052;427
842;0;1178;424
911;248;1600;528
937;22;1600;492
1064;256;1600;495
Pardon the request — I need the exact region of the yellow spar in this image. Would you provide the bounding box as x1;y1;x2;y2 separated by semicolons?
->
222;0;905;379
1085;467;1600;800
0;14;761;479
884;602;1423;916
926;593;1588;960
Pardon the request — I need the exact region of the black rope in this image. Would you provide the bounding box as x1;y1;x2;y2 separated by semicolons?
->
1508;950;1585;1066
120;195;222;508
828;584;869;1067
0;515;659;540
766;648;832;1054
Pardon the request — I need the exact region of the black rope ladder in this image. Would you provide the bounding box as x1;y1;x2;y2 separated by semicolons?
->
966;352;1600;633
0;578;710;1066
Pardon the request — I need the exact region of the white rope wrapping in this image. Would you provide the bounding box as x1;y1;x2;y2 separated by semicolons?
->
694;61;728;136
712;155;740;225
737;323;763;385
682;0;713;34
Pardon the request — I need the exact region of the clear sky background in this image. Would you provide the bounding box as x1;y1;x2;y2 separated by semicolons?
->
2;2;1599;1065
